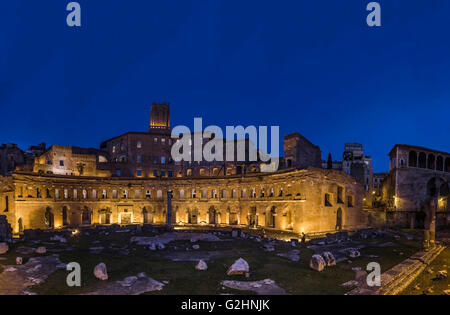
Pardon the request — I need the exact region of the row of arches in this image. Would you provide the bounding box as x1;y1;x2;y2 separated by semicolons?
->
408;151;450;172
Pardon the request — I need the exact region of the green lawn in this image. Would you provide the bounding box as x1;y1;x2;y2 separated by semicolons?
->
0;231;424;295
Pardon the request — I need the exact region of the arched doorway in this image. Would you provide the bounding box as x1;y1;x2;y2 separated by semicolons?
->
229;208;239;225
208;207;216;224
99;209;111;224
142;207;149;224
248;207;257;227
81;207;92;225
190;209;198;224
62;206;69;226
45;207;54;229
336;208;343;231
267;207;276;228
18;218;23;234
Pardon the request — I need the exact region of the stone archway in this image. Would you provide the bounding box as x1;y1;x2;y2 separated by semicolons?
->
45;207;54;229
81;207;92;225
99;209;112;224
62;206;69;226
266;207;276;228
248;207;257;227
208;206;216;225
190;209;199;224
142;207;149;224
18;218;23;234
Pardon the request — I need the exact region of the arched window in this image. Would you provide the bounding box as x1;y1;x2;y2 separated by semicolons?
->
428;154;435;170
408;151;417;167
436;156;444;171
418;152;427;168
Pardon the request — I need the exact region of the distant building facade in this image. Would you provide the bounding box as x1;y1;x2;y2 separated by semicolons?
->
379;145;450;228
0;103;368;234
283;133;322;169
0;144;25;176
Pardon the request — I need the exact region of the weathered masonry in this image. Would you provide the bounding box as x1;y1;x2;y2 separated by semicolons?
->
0;167;367;235
380;144;450;227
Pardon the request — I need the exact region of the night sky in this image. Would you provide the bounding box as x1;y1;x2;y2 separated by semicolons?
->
1;0;449;172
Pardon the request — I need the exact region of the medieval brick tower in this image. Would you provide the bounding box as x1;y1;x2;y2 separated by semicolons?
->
149;102;171;133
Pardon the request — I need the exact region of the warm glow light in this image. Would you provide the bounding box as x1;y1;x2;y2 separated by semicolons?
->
71;229;80;236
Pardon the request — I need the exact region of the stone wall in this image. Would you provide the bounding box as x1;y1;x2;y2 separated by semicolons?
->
283;133;322;169
380;145;450;228
1;168;367;235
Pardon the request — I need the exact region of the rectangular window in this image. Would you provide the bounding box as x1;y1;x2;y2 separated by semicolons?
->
192;189;196;198
137;155;142;163
55;189;59;199
348;196;354;207
153;170;158;177
137;141;142;149
64;189;69;199
325;193;333;207
153;156;159;164
157;190;162;198
137;169;143;177
161;156;166;164
168;170;173;177
161;171;166;177
146;190;151;198
337;186;344;204
123;190;128;199
73;189;78;199
60;160;64;166
161;138;166;145
102;190;107;198
154;137;158;143
135;190;140;199
92;189;97;199
116;169;121;177
112;190;118;198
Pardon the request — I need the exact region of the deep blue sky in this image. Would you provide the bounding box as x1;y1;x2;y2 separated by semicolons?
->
1;0;449;172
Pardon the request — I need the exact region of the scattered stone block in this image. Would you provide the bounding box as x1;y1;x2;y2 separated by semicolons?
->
195;260;208;271
94;263;108;281
35;247;47;254
347;248;360;258
341;280;359;288
277;250;300;262
322;252;336;267
227;258;250;277
263;243;275;252
310;254;326;272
